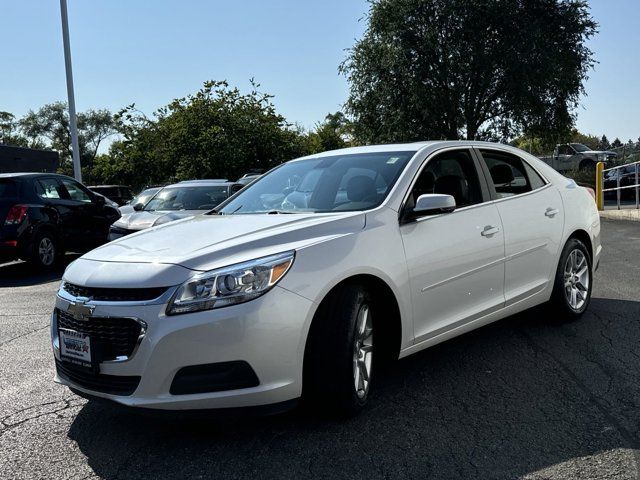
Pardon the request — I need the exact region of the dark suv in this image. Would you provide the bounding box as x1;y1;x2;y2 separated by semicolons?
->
0;173;121;268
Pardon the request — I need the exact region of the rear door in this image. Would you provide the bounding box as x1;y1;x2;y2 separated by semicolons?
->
399;147;506;342
58;178;108;247
34;177;77;246
476;148;564;305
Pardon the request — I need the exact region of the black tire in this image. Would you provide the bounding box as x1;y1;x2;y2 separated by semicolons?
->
303;284;374;416
29;231;60;269
548;238;592;320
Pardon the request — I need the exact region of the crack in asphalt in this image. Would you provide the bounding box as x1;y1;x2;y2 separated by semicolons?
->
0;324;49;348
0;397;83;437
517;328;640;480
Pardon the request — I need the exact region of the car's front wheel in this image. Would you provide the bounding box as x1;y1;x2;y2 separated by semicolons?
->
304;284;374;416
549;238;592;319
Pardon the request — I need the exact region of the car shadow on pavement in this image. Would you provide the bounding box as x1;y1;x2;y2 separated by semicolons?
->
0;255;79;288
67;297;640;480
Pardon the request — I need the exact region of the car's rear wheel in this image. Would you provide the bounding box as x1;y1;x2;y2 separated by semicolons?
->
549;238;592;319
29;232;59;269
304;284;374;416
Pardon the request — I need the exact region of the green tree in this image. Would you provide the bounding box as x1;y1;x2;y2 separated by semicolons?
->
599;134;610;150
611;138;623;148
0;111;30;147
97;80;311;189
19;102;116;175
341;0;597;144
306;112;354;153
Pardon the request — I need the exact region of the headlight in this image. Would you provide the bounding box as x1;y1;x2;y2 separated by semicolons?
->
166;251;295;315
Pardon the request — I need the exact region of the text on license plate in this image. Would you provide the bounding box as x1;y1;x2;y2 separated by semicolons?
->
59;328;92;363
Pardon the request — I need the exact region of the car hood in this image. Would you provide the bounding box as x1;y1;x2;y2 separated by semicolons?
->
113;210;202;230
85;211;366;271
582;150;617;156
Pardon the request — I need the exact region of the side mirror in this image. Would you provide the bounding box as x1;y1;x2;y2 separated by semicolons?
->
403;194;456;223
94;195;105;206
133;202;144;211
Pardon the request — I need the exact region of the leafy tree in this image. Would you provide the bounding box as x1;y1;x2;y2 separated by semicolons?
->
306;112;354;153
341;0;597;144
611;138;623;148
19;102;116;175
599;135;610;150
98;81;311;189
0;111;30;147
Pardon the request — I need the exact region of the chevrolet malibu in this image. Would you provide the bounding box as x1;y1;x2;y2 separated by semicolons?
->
52;141;601;415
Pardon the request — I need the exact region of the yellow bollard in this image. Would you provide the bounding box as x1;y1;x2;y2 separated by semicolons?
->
595;162;604;211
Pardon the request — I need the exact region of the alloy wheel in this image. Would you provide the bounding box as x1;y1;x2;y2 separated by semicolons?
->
353;304;373;399
38;237;55;266
564;249;589;311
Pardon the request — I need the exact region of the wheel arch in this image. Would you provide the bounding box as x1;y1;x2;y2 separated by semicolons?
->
566;228;593;261
303;273;403;368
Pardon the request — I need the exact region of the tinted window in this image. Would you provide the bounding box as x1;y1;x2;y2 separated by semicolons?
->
36;178;65;200
480;150;533;198
558;145;574;155
409;149;483;209
61;179;92;203
219;151;415;214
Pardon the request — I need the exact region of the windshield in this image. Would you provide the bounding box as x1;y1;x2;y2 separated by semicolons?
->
132;187;160;206
570;143;590;152
144;185;230;211
218;151;416;214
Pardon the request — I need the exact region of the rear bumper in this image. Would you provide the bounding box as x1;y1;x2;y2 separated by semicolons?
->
0;243;18;263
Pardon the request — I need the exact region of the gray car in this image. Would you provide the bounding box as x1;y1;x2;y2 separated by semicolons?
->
109;180;243;240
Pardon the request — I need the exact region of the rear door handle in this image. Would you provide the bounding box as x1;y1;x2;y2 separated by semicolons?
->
481;225;500;237
545;207;559;218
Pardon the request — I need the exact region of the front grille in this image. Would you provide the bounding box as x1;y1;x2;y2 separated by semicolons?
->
62;282;168;302
56;308;143;361
55;359;140;396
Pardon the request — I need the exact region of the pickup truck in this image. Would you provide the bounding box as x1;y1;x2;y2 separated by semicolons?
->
539;143;617;171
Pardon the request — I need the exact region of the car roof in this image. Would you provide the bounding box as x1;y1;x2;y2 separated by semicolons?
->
0;172;72;180
288;140;522;162
177;179;228;184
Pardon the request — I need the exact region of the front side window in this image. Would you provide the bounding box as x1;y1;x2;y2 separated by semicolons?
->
407;149;483;209
480;150;543;198
557;145;574;155
570;143;590;153
218;151;416;214
61;179;92;203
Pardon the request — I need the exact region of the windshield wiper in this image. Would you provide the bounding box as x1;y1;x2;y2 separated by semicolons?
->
266;210;294;214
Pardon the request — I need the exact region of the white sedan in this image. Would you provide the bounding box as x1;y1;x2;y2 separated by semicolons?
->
51;141;601;415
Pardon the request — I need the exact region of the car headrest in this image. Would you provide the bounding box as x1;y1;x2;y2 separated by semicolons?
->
347;175;377;202
434;175;468;205
415;171;435;194
490;164;514;185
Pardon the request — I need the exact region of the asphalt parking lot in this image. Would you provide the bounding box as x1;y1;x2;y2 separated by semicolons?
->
1;218;640;480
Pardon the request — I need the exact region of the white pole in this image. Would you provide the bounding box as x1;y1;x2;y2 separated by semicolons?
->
60;0;82;182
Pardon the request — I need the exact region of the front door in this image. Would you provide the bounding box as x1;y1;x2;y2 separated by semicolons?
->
400;148;506;343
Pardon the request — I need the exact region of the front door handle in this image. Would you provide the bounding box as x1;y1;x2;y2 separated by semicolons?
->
481;225;500;237
545;207;559;218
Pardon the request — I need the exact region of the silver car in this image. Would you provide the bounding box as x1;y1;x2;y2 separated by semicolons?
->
109;180;243;240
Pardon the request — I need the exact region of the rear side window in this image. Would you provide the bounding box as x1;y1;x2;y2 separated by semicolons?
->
522;162;547;190
36;178;66;199
0;180;18;198
480;150;533;198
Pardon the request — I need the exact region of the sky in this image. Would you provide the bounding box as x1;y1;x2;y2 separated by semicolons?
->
1;0;638;143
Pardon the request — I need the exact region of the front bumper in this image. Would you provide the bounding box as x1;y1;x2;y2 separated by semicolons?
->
52;285;315;410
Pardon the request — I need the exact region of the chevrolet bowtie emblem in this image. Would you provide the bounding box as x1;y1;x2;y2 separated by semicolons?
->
67;297;95;321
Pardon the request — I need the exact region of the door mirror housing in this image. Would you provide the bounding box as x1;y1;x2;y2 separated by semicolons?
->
403;194;456;223
93;194;105;206
133;202;145;211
